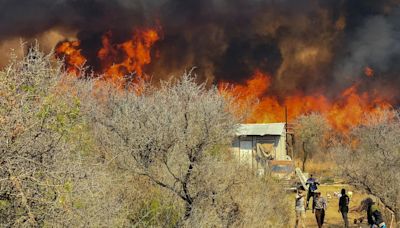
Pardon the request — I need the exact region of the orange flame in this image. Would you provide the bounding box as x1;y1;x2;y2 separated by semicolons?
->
98;28;160;80
220;71;392;132
56;28;160;85
55;40;85;75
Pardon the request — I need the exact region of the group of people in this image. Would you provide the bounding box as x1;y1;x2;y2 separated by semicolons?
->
295;174;387;228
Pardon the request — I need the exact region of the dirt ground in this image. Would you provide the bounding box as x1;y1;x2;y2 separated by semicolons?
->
292;184;372;228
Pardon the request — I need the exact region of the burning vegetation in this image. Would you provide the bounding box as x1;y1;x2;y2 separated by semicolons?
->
2;0;400;131
219;71;392;131
55;31;392;131
55;28;160;84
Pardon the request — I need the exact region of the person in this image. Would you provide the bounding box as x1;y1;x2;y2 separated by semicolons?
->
295;188;306;228
305;174;320;210
353;198;386;228
313;191;327;228
338;188;350;228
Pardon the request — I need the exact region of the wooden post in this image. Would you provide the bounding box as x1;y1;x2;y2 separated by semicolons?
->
238;137;241;163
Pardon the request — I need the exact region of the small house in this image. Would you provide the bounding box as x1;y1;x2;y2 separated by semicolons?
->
231;123;290;172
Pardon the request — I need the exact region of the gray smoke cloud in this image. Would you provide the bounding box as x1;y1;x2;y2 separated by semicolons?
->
334;10;400;82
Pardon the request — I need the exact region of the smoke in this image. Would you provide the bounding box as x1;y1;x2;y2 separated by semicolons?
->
333;8;400;100
1;0;400;103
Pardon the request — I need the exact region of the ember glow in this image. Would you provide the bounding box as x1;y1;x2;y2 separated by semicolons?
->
220;71;392;131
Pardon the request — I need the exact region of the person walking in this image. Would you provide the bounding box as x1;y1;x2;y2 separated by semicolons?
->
313;191;327;228
306;174;320;210
295;188;306;228
338;188;350;228
353;198;386;228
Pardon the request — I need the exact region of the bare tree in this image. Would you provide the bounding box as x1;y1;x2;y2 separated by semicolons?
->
333;110;400;222
293;113;331;171
0;45;86;226
82;74;291;226
83;74;237;218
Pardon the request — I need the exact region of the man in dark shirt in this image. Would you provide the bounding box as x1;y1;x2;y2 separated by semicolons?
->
305;174;319;210
338;188;350;228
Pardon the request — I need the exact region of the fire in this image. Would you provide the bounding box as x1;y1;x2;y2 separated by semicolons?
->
220;71;392;131
55;40;85;75
223;70;271;100
97;29;160;81
326;85;391;131
54;26;391;131
56;28;160;85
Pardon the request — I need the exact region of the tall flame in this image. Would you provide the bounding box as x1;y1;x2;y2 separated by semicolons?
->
55;40;86;75
55;28;160;85
220;71;392;132
97;28;160;80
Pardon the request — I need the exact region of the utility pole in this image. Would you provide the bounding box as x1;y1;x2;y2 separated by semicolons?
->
285;106;288;157
285;106;294;160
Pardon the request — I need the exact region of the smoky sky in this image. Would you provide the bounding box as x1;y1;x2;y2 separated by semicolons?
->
1;0;400;103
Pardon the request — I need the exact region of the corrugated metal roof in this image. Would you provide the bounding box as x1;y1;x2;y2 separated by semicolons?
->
236;123;286;136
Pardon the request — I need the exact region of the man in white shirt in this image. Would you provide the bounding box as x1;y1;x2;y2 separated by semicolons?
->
295;188;306;228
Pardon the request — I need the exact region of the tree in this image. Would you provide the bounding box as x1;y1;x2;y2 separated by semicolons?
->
82;74;291;226
83;74;237;218
294;113;330;171
333;110;400;222
0;45;84;226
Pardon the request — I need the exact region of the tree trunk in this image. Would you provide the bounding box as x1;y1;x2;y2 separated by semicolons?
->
302;141;308;172
184;202;193;219
182;162;194;219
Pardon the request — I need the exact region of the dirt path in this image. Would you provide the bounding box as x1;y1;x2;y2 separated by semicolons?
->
299;184;370;228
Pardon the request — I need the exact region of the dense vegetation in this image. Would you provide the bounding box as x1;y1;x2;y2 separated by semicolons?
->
0;46;291;227
2;46;399;227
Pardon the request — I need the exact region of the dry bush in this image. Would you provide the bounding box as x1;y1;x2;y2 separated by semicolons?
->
49;164;182;227
0;45;88;226
332;110;400;221
184;159;291;227
0;45;120;227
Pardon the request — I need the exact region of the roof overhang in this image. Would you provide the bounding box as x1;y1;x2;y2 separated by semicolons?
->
236;123;286;136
